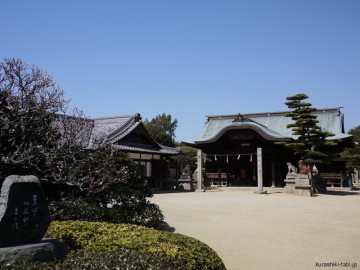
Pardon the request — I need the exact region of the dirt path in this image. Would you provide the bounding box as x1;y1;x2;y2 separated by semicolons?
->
151;188;360;270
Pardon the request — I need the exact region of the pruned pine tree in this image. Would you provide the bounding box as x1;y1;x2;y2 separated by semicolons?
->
281;93;338;168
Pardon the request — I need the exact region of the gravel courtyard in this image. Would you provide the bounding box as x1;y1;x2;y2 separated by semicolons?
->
151;188;360;270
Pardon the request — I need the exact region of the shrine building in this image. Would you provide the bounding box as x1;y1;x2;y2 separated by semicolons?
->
184;108;353;188
58;113;179;189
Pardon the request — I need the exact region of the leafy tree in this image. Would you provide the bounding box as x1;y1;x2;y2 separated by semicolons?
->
279;93;338;168
341;126;360;171
144;113;178;147
175;143;197;172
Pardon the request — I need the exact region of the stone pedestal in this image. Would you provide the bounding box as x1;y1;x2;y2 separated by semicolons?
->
0;238;68;267
284;174;313;196
178;177;194;191
255;190;268;194
284;174;296;193
294;176;313;197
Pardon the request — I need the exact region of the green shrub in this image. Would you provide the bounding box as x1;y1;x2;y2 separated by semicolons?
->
49;198;109;222
45;220;226;270
6;249;186;270
45;145;165;228
48;198;164;228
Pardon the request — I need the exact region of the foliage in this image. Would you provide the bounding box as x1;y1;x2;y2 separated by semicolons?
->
45;144;164;227
43;220;226;270
0;58;67;179
0;58;163;228
279;93;338;166
341;126;360;170
175;143;198;172
6;249;186;270
54;107;94;150
144;113;178;147
48;197;164;227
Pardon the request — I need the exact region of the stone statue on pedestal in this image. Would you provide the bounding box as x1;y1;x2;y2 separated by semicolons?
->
178;165;194;191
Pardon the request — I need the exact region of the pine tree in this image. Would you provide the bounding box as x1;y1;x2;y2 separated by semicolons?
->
281;93;338;168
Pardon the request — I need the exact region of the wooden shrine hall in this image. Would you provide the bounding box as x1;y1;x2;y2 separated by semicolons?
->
184;108;353;188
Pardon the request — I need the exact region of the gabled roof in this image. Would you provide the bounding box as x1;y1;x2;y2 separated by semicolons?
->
91;113;142;144
189;108;352;145
89;113;179;155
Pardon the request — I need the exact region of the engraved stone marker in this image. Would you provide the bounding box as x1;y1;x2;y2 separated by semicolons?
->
0;175;50;247
255;148;267;194
196;149;204;192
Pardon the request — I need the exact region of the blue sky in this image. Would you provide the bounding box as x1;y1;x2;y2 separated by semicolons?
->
2;0;359;142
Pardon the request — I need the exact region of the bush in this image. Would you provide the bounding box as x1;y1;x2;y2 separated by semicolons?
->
48;198;164;228
44;220;226;270
45;145;165;228
6;249;186;270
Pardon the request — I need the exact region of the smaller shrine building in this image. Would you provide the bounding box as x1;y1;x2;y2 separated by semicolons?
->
184;108;353;187
58;113;179;189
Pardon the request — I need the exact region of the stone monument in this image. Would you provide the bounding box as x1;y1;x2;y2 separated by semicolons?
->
178;165;195;191
0;175;50;247
0;175;68;266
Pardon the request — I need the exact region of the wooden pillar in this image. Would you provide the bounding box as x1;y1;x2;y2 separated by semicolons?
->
271;156;276;188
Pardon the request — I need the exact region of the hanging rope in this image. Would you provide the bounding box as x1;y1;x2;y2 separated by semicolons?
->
208;153;257;157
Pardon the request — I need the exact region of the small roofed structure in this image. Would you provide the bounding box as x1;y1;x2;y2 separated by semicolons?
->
184;108;353;188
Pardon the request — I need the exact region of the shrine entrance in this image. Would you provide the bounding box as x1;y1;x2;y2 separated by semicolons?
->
188;128;292;188
205;153;257;186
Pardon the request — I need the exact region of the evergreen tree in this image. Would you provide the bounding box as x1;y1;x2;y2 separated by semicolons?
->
144;113;178;147
175;143;197;172
280;93;338;168
341;126;360;171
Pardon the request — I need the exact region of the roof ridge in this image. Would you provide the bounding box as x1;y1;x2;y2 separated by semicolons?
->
93;113;141;121
206;107;342;120
108;118;139;142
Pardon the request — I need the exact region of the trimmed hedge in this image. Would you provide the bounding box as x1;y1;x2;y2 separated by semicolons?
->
5;249;186;270
48;198;164;228
43;220;226;270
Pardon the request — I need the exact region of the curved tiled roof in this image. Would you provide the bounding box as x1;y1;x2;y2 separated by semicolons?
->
91;114;139;142
195;120;290;144
90;113;178;155
190;108;352;144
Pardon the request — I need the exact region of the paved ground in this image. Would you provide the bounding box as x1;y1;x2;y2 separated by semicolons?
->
150;187;360;270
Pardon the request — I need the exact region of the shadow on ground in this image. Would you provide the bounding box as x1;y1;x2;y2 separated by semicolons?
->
325;190;360;196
